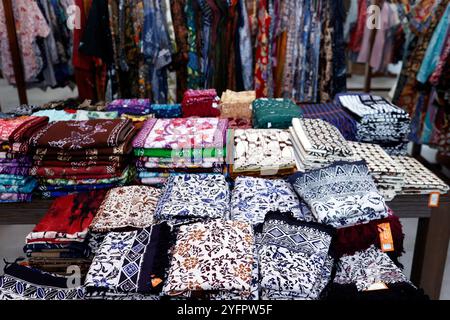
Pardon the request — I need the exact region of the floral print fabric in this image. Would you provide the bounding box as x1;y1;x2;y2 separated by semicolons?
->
90;186;162;232
163;219;254;299
154;174;230;221
289;161;389;228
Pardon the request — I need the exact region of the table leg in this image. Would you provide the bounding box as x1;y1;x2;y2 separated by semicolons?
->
410;217;429;286
419;203;450;300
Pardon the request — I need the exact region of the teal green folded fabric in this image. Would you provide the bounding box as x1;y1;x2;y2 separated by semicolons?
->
0;175;32;186
0;179;37;193
252;98;303;129
134;147;226;158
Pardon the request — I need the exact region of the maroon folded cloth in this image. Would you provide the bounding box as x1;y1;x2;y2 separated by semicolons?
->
182;89;220;117
34;159;125;168
29;119;135;150
30;164;126;178
0;116;49;143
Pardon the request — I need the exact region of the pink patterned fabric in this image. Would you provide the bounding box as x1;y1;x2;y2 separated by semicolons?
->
0;0;50;83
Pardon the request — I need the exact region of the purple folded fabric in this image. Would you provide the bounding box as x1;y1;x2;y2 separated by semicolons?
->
0;165;30;175
106;99;151;115
0;192;32;202
0;155;31;165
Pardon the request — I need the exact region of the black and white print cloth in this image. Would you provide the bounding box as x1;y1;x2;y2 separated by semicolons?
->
231;176;313;225
392;156;449;195
348;142;405;201
84;223;170;296
289;161;389;228
334;245;412;291
258;212;334;300
154;174;230;222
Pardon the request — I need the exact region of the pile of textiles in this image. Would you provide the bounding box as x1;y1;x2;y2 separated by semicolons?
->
220;90;255;129
84;222;171;300
323;246;428;300
0;116;48;202
252;98;303;129
148;104;182;118
257;212;334;300
391;156;449;195
298;102;358;140
106;99;152;116
23;191;107;275
289;118;357;171
132;118;227;185
120;114;155;129
228;129;296;179
289;160;389;228
163;219;258;299
348;142;405;201
154;174;230;223
32;110;119;122
336;94;410;155
182;89;220;117
28;119;136;198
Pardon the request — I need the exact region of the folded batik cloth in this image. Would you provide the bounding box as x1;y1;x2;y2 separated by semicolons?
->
0;192;32;202
85;222;171;296
0;263;85;300
182;89;220;117
258;212;335;300
0;165;30;175
90;186;162;232
231;176;305;225
38;183;116;192
30;164;126;179
229;129;296;177
0;175;34;186
0;179;37;193
348;142;405;201
29;119;135;150
32;109;119;122
41;166;133;186
392;156;449;195
154;174;230;221
252;98;302;129
133;118;227;158
226;118;253;129
163;219;255;299
289;161;389;228
33;158;126;168
106;99;152;115
299;102;358;141
26;191;107;244
150;104;182;118
0;116;49;143
220;90;255;120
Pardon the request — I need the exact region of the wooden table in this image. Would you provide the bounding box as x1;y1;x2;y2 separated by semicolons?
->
0;194;449;299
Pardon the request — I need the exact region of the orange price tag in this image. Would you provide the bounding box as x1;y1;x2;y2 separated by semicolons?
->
428;192;440;208
378;222;394;252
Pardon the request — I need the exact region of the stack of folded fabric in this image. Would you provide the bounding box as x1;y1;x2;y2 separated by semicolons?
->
182;89;220;117
298;102;358;140
32;109;119;122
220;90;255;129
289;118;357;171
28;119;136;198
150;104;182;118
84;223;171;300
154;174;230;223
24;191;107;275
0;116;48;202
163;219;258;299
348;142;405;201
257;212;334;300
391;156;449;195
289;161;389;228
132;118;227;185
336;94;410;155
230;176;309;226
323;245;428;300
229;129;296;179
252;98;302;129
106;99;152;116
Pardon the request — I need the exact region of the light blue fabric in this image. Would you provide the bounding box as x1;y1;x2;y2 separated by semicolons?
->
0;179;37;193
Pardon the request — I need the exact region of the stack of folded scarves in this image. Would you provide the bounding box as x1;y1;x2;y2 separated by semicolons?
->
163;219;258;299
252;98;303;129
154;174;230;223
182;89;220;117
106;99;152;116
28;119;136;198
289;118;358;171
323;245;427;300
23;190;107;275
348;142;406;201
220;90;255;129
336;93;411;155
229;128;296;179
391;156;449;195
0;116;48;202
257;212;334;300
132;118;227;185
298;102;358;140
289;160;389;228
